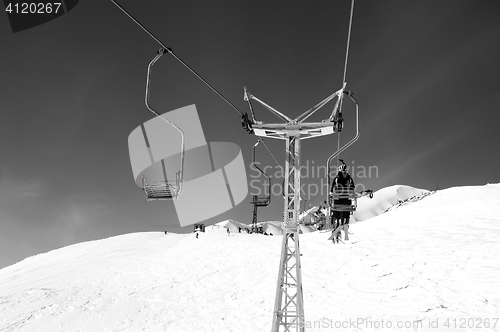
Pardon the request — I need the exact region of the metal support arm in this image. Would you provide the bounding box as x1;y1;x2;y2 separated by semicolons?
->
246;91;294;123
296;83;346;123
326;94;359;193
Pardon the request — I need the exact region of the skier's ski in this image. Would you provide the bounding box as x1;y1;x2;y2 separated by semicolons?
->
327;225;342;241
327;224;349;242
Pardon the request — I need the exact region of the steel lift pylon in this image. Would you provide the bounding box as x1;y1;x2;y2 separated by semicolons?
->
243;86;358;332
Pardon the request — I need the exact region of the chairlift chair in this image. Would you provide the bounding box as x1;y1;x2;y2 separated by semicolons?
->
251;139;271;207
323;92;373;212
328;185;374;211
141;49;185;201
253;194;270;207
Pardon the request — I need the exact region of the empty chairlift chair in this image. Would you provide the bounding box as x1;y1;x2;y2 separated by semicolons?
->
252;139;271;207
141;49;185;201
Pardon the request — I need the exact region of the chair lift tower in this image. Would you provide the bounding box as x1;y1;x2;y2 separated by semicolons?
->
243;85;359;332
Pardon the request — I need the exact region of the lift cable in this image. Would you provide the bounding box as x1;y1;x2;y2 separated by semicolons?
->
110;0;244;117
337;130;342;167
342;0;355;87
260;139;283;174
336;0;355;165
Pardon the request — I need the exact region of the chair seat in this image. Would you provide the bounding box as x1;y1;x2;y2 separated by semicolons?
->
332;204;355;211
254;200;270;207
329;194;357;212
331;192;357;199
144;182;177;200
252;195;270;207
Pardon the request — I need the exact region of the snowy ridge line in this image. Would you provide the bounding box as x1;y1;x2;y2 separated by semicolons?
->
383;190;436;214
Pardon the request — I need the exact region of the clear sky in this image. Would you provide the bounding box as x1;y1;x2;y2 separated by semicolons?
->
1;0;500;269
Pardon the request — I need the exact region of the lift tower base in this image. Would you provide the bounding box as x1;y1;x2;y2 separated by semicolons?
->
272;136;304;332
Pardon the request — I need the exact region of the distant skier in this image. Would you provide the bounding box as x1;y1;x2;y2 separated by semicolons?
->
330;162;355;239
196;232;199;239
227;228;230;236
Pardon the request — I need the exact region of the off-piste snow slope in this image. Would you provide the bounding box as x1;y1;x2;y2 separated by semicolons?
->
1;184;499;332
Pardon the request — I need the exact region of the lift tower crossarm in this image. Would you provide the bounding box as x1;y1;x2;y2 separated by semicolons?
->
295;83;346;123
244;88;342;140
245;91;294;123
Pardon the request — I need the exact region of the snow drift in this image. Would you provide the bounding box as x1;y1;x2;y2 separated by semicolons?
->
353;184;429;221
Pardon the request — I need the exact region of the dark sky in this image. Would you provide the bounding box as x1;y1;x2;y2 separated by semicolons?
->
1;0;500;269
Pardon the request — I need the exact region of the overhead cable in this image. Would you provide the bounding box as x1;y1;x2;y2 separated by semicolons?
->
110;0;244;116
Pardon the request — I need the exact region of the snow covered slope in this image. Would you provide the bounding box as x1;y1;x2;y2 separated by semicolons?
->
1;184;499;332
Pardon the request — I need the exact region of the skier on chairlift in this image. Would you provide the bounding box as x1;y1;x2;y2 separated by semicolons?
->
330;162;355;230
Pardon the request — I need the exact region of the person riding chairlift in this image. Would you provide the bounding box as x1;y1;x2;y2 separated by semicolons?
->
330;163;355;229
